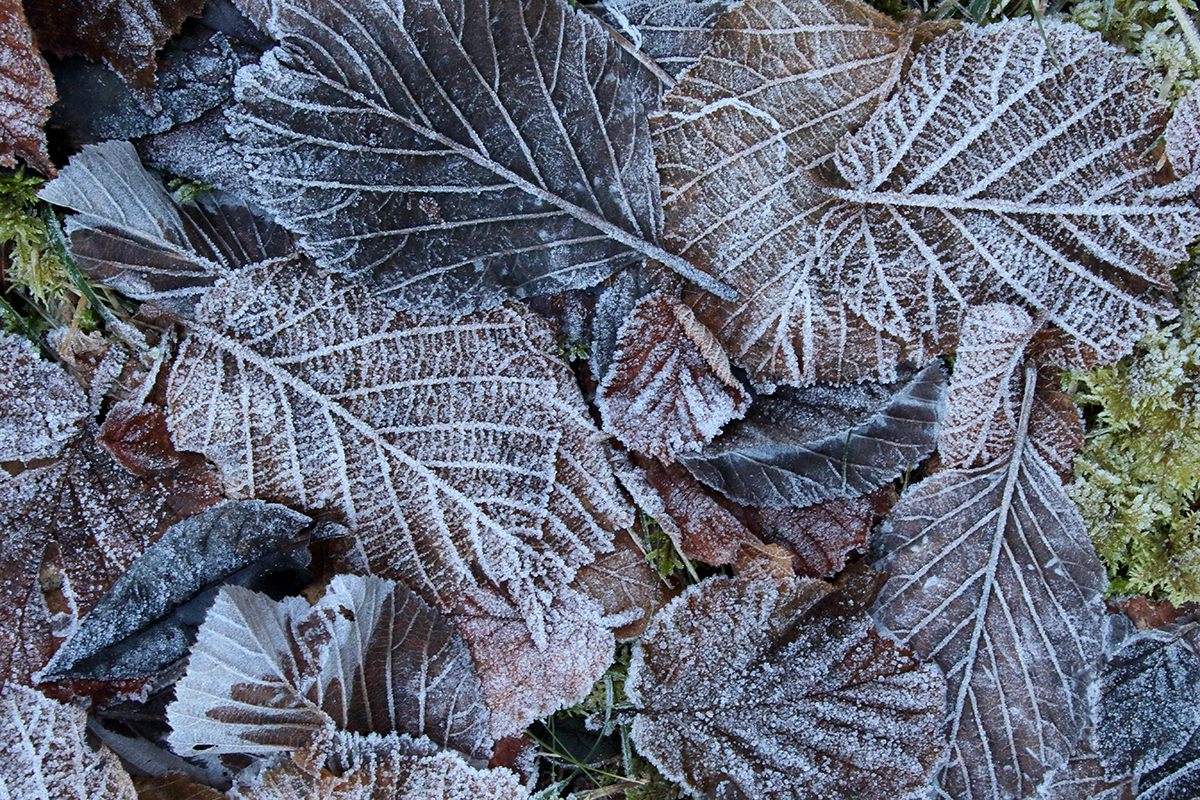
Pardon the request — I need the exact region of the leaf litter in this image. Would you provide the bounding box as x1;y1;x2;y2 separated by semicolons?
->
5;0;1200;797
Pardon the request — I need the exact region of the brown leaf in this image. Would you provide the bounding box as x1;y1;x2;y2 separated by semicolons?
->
133;774;226;800
0;684;137;798
0;0;55;173
597;290;749;461
628;572;946;799
24;0;207;100
0;332;87;462
571;528;670;641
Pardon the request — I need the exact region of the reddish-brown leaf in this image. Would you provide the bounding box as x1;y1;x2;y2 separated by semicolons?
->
0;0;55;173
571;528;670;641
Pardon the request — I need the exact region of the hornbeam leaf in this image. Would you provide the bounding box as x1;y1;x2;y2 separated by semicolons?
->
870;369;1108;799
166;258;633;646
627;572;946;800
677;361;945;508
167;575;493;766
227;0;732;313
0;685;136;799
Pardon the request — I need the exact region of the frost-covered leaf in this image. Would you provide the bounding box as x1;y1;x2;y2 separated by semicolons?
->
39;500;324;681
168;575;492;766
228;0;730;314
0;332;87;462
1166;82;1200;183
449;589;618;738
132;774;227;800
167;258;632;645
1096;625;1200;800
598;290;749;461
39;141;292;316
23;0;206;98
0;684;136;799
628;572;946;799
0;433;220;686
678;361;946;508
589;0;735;79
1035;737;1134;800
0;0;55;174
870;372;1107;799
571;528;669;640
228;740;530;800
939;304;1037;468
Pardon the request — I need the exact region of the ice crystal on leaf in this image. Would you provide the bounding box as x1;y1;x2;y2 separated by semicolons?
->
627;571;946;799
589;0;736;80
0;332;87;462
0;0;56;174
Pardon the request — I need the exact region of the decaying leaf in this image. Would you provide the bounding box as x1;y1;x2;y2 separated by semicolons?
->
598;290;750;461
39;140;293;316
628;572;946;799
132;774;227;800
167;258;631;647
0;684;136;799
666;10;1200;386
23;0;207;99
0;332;87;462
870;371;1107;798
1096;624;1200;800
1035;736;1135;800
228;738;530;800
228;0;730;314
39;500;326;681
0;0;55;174
590;0;735;79
678;361;946;508
570;528;670;640
1166;82;1200;187
168;575;492;766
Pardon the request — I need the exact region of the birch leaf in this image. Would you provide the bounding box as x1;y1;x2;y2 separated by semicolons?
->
39;500;324;681
0;0;55;174
627;572;946;800
0;685;136;799
677;361;946;508
597;290;750;461
228;0;730;313
167;575;492;766
589;0;735;79
166;258;632;644
870;372;1108;799
39;141;292;316
0;332;87;463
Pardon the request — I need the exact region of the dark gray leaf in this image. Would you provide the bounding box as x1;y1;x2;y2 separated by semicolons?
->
229;0;732;314
590;267;657;384
590;0;736;79
870;372;1107;799
1097;625;1200;800
678;361;946;508
39;141;292;316
38;500;326;681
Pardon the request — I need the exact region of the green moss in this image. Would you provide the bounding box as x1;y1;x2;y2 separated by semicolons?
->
1070;0;1200;101
0;169;69;308
1069;272;1200;602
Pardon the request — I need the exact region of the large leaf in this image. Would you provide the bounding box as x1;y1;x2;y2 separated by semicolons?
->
166;258;632;644
39;500;326;681
39;141;293;316
589;0;735;79
597;290;749;461
0;685;136;799
664;13;1200;386
167;575;492;766
677;361;946;508
627;571;946;799
227;0;730;313
0;0;55;173
870;371;1108;799
1096;624;1200;800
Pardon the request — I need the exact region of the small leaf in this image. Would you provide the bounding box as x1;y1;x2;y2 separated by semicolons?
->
598;290;750;461
0;331;87;462
0;0;56;174
229;0;729;313
39;500;324;681
627;572;946;799
678;361;946;508
168;575;492;766
570;528;670;640
870;370;1107;798
0;684;136;799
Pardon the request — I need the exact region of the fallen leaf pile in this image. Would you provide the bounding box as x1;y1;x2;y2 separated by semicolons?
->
1;0;1199;797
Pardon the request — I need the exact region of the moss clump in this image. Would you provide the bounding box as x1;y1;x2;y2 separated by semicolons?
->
1071;0;1200;101
1069;273;1200;601
0;169;69;308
